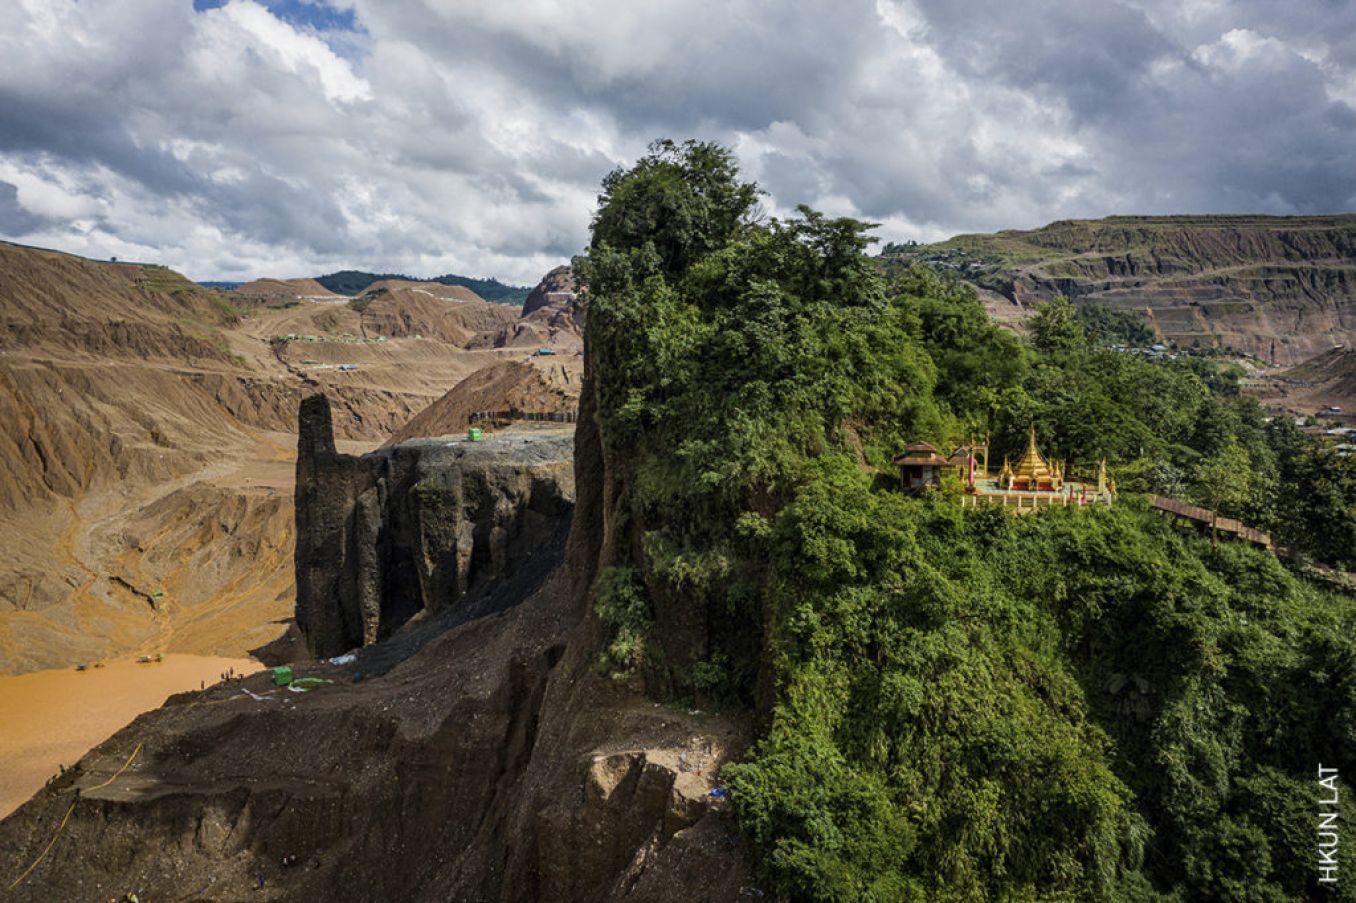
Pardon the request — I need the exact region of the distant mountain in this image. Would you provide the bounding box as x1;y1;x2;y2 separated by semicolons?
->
197;280;243;290
884;214;1356;365
315;269;531;305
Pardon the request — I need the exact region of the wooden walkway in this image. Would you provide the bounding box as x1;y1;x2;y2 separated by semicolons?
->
1149;496;1273;549
1151;497;1355;591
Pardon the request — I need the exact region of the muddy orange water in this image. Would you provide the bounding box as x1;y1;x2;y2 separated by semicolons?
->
0;654;260;817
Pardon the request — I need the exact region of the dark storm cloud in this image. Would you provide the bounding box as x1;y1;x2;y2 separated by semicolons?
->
0;0;1353;280
892;0;1356;214
0;86;351;254
1329;103;1356;130
909;0;1173;122
0;91;202;198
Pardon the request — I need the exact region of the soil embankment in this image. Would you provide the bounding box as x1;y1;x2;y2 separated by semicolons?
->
382;360;579;446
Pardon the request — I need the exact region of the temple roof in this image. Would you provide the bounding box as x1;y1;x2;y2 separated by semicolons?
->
894;441;949;467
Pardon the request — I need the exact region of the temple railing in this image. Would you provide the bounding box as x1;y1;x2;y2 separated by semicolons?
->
962;491;1111;510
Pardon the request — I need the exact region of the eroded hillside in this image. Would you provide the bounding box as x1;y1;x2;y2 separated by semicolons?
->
0;385;750;902
0;242;580;673
887;214;1356;364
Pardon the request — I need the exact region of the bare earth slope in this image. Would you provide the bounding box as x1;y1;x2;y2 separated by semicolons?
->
0;242;307;673
1245;344;1356;414
1282;345;1356;401
383;360;578;446
233;277;344;300
888;214;1356;364
0;242;573;675
353;279;517;346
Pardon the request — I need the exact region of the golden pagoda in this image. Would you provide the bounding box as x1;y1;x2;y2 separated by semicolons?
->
1000;427;1063;492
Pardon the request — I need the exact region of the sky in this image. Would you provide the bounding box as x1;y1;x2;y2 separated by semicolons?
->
1;0;1354;284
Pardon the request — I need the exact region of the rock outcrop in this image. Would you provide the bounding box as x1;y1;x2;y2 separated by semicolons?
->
521;264;576;317
295;393;575;658
474;265;583;351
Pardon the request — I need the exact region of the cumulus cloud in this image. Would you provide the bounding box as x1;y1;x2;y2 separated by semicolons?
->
0;0;1352;282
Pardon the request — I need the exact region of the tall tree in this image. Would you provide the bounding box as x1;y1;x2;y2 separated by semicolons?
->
589;138;761;279
1030;295;1084;354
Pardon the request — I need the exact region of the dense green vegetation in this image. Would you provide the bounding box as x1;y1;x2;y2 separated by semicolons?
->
313;269;529;304
578;141;1356;901
1075;302;1158;348
1006;296;1355;570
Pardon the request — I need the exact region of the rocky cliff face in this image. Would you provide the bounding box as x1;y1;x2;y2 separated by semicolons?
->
0;243;588;675
476;265;583;351
295;393;575;658
889;215;1356;365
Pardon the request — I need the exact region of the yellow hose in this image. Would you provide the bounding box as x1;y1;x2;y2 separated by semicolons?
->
6;741;143;892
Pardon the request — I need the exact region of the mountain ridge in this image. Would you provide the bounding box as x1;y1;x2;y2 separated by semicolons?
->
884;213;1356;365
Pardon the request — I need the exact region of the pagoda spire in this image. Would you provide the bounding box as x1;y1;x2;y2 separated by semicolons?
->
1013;425;1054;485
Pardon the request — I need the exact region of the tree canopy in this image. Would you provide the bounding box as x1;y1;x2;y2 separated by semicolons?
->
590;139;762;279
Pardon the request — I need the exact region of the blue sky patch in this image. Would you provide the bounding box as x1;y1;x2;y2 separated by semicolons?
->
193;0;361;34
